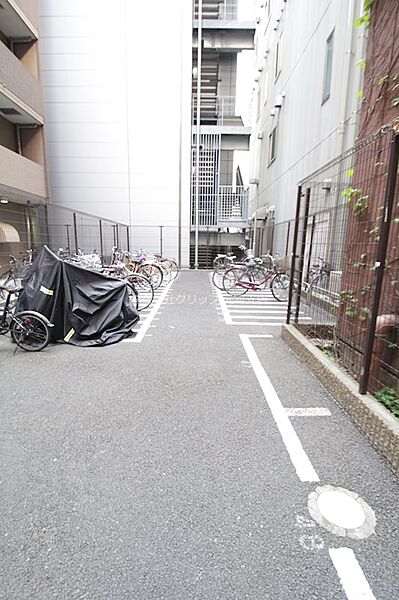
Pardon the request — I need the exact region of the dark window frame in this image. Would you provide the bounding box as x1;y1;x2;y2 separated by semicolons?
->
322;29;335;105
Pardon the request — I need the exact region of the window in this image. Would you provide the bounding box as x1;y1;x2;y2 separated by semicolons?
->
274;34;282;81
268;127;277;164
322;30;334;104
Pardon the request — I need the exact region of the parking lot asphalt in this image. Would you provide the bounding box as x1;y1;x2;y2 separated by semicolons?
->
0;270;398;599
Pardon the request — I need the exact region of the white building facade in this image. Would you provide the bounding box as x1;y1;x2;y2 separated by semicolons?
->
38;0;193;265
248;0;366;253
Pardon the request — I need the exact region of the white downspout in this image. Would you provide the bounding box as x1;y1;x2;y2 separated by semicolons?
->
194;0;202;269
338;0;358;154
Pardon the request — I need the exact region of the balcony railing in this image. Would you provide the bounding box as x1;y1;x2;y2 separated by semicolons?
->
0;41;43;117
0;145;47;200
219;185;248;223
193;0;238;21
191;185;249;228
192;95;242;125
7;0;39;31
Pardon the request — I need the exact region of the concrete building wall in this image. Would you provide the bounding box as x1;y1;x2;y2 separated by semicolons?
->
248;0;366;225
218;55;237;99
38;0;192;264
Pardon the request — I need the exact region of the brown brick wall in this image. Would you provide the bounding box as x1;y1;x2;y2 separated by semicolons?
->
359;0;399;137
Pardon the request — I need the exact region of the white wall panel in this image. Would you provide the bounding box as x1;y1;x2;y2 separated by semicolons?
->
48;157;128;174
39;0;192;264
249;0;365;225
46;142;128;159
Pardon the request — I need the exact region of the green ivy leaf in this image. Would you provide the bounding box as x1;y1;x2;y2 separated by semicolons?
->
357;59;366;72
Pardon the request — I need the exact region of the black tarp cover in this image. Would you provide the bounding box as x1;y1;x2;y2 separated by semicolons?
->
17;246;139;346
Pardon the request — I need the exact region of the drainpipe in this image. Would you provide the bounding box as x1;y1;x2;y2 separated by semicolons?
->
178;0;185;268
194;0;202;269
338;0;357;154
328;0;358;267
252;185;259;254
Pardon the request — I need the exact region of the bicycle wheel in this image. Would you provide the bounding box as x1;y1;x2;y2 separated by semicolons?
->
271;272;290;302
213;256;227;273
0;272;19;304
11;313;50;351
125;274;154;311
212;270;224;290
138;263;163;289
223;267;249;296
162;259;178;281
125;282;139;311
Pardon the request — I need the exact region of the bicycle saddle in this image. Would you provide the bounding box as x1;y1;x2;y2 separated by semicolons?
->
0;285;23;293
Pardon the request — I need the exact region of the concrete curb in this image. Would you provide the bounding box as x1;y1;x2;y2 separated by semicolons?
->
282;324;399;477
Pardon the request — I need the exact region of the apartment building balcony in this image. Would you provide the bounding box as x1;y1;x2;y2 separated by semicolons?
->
0;144;47;202
191;185;249;230
0;0;38;40
192;96;251;150
192;0;255;51
0;39;43;123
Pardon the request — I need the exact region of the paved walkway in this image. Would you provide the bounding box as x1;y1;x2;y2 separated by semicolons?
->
0;271;398;599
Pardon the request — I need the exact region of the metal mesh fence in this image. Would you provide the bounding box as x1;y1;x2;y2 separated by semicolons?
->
286;124;399;397
0;201;181;278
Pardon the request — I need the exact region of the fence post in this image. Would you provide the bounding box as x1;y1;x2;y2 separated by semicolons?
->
73;212;78;253
285;221;291;256
306;214;316;282
99;220;103;259
286;186;302;324
359;132;399;395
65;224;71;251
126;226;130;252
294;188;311;322
159;225;163;255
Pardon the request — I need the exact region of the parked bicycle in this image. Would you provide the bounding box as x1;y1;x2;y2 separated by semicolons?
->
274;256;332;304
222;255;288;300
212;246;255;289
213;244;249;273
0;285;53;352
0;250;34;303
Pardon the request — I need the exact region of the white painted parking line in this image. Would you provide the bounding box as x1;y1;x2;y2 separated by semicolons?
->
212;277;294;326
240;333;319;482
286;408;332;417
215;286;233;324
231;322;286;326
228;309;288;313
329;548;377;600
132;281;173;342
229;314;290;320
245;334;273;338
122;280;174;344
